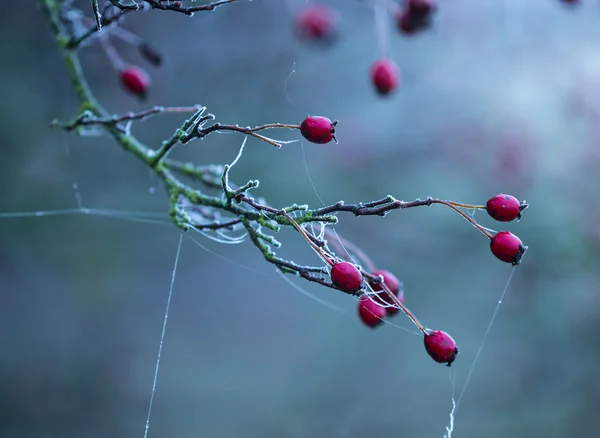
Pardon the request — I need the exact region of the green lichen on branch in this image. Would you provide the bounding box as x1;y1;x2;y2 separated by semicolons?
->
41;0;342;280
40;0;494;296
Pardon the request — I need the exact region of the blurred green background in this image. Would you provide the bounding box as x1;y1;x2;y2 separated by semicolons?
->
2;0;600;437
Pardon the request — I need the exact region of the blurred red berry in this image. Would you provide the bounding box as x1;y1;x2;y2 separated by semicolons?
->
330;261;363;293
300;116;337;144
486;194;527;222
357;296;386;328
120;66;150;98
424;330;459;366
407;0;437;19
296;5;339;42
370;59;400;95
396;10;427;35
369;270;404;315
490;231;527;265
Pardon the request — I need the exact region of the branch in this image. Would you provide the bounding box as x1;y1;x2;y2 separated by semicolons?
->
71;0;239;47
40;0;497;304
52;105;204;133
144;0;239;14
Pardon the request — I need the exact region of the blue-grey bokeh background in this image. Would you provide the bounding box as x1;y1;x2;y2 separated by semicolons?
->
2;1;600;437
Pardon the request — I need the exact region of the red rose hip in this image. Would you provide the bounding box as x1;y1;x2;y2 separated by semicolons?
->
296;5;339;42
120;66;150;98
330;261;363;293
490;231;527;265
370;59;399;96
407;0;437;19
357;296;386;328
486;194;528;222
424;329;459;366
300;116;337;144
368;270;404;315
369;269;400;294
396;10;422;35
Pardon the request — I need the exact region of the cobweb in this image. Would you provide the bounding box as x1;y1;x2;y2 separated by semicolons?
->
2;1;523;437
280;1;521;437
2;108;516;437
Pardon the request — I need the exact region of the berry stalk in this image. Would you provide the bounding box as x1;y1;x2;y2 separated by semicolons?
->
369;276;426;334
445;201;486;210
283;213;337;267
434;200;493;239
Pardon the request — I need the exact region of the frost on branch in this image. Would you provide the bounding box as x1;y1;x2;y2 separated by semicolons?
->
41;0;529;371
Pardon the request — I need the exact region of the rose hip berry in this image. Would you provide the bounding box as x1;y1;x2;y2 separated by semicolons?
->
407;0;437;19
486;194;528;222
357;296;386;328
120;66;150;99
396;10;422;35
424;330;459;367
370;59;400;96
490;231;527;265
369;270;400;294
300;116;337;144
369;270;404;315
296;5;338;42
330;261;363;293
396;0;435;35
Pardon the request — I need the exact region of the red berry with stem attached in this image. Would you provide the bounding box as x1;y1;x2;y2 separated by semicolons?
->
300;116;337;144
369;270;404;315
424;330;459;367
330;261;363;293
370;59;399;96
357;296;386;328
296;5;339;42
120;66;150;98
490;231;527;265
486;194;528;222
369;270;400;294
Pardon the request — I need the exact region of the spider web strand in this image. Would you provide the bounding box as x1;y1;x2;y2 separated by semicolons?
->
143;232;184;438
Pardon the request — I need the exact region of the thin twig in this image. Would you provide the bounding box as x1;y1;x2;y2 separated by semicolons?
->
68;0;239;47
54;105;204;132
143;0;239;14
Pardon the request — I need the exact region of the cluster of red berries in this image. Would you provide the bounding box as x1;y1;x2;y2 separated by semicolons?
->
358;269;404;327
328;260;459;366
296;0;437;96
283;189;528;367
294;2;439;98
297;115;530;267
